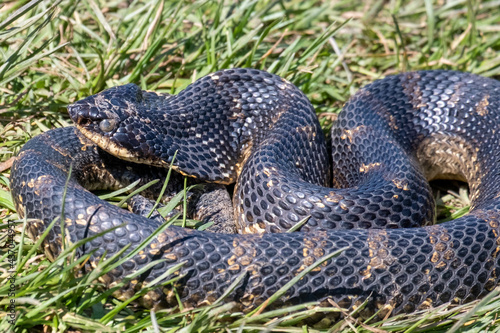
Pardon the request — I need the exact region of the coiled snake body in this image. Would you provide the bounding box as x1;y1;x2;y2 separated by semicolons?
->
11;69;500;318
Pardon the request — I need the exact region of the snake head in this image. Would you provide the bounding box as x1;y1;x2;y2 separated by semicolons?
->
68;84;159;164
68;83;143;130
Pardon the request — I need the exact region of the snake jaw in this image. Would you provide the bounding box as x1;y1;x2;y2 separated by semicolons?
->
76;125;144;162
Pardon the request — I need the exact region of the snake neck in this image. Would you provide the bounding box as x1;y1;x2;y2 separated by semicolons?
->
156;70;326;184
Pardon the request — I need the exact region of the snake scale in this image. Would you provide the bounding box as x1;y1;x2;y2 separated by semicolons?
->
10;68;500;319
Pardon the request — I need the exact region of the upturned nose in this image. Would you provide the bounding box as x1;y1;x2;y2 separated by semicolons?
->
68;103;103;126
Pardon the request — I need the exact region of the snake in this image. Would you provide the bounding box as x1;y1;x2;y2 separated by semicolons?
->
10;68;500;319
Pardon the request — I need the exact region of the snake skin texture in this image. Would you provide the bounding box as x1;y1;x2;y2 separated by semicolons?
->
10;69;500;319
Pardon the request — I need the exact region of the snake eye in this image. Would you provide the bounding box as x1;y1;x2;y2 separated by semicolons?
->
99;119;116;132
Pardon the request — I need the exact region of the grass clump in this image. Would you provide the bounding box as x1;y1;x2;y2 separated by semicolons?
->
2;0;500;332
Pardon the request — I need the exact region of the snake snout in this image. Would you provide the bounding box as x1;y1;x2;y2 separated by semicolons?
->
68;102;105;127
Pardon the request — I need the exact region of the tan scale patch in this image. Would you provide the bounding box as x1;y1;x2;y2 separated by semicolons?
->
427;225;448;244
364;229;395;280
392;179;409;191
359;162;381;173
240;256;253;266
229;264;240;271
388;114;399;130
234;140;254;181
340;125;367;143
430;252;440;263
29;175;54;191
156;232;168;244
243;224;266;234
296;235;329;273
240;293;255;308
303;237;316;266
426;225;452;271
75;219;87;226
165;253;177;261
443;250;454;261
295;125;315;134
435;261;446;269
358;87;401;131
316;202;325;209
325;191;343;203
86;205;98;216
447;82;464;106
208;73;219;80
418;298;433;310
435;242;446;252
295;125;317;141
43;137;72;158
401;72;427;110
360;266;372;279
234;245;246;257
227;255;237;266
339;201;349;211
476;94;489;116
364;229;401;303
227;238;257;270
313;247;325;257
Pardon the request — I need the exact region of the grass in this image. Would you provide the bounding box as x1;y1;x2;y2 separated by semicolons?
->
1;0;500;332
